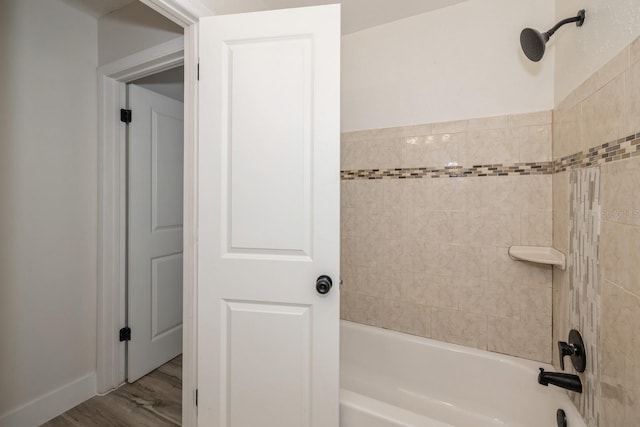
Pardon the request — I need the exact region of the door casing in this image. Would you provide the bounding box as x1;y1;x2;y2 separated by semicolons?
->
97;2;208;427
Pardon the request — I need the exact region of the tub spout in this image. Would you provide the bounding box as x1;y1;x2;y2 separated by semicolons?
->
538;368;582;393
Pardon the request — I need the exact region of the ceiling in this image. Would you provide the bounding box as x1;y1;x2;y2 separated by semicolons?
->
207;0;468;34
60;0;466;33
57;0;135;17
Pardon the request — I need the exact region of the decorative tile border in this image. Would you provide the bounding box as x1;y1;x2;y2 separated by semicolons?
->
341;162;553;180
555;132;640;172
340;130;640;180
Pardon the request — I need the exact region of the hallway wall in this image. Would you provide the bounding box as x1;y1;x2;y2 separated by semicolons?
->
0;0;99;424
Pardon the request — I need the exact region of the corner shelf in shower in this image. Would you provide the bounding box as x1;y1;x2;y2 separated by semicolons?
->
508;246;566;270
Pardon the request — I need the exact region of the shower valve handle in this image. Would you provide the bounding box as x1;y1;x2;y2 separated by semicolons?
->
316;275;333;295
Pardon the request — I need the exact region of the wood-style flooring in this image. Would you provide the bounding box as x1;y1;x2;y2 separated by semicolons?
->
41;355;182;427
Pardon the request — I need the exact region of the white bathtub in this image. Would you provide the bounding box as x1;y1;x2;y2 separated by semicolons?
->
340;321;586;427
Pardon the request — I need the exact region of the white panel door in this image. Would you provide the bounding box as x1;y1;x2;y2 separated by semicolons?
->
128;84;184;382
198;5;341;427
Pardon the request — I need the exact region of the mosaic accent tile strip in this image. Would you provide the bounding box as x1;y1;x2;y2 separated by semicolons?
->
339;130;640;180
555;132;640;172
569;168;601;427
341;162;553;180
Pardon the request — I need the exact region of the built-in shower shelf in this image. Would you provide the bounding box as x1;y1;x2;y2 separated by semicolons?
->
508;246;566;270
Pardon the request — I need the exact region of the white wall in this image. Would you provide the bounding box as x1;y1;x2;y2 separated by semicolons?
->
0;0;98;425
98;1;182;66
554;0;640;105
341;0;556;131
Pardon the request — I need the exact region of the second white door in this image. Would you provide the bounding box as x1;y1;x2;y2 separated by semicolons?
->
128;84;184;382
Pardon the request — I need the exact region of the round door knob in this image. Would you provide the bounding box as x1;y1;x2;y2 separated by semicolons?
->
316;275;333;295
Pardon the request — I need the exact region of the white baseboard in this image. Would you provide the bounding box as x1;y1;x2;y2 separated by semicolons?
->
0;372;97;427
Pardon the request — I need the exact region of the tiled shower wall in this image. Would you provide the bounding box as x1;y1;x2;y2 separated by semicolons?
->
553;35;640;426
340;112;554;362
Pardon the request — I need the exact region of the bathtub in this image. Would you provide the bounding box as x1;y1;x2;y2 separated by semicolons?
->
340;321;586;427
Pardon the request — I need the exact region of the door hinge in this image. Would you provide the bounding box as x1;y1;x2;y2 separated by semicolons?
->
197;63;200;81
119;326;131;342
195;389;198;406
120;109;132;124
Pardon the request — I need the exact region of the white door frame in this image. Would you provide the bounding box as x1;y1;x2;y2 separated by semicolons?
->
97;2;209;427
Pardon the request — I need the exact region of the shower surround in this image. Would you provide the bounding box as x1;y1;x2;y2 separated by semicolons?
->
340;111;554;363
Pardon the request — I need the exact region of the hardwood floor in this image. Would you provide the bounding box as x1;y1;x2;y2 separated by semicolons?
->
42;356;182;427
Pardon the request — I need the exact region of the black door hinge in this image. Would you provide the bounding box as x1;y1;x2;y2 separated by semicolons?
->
195;389;198;406
120;109;132;124
119;327;131;342
197;63;200;81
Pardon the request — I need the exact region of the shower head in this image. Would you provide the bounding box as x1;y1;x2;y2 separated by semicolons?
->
520;9;585;62
520;28;549;62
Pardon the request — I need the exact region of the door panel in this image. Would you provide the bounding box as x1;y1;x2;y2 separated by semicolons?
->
198;5;341;427
226;301;311;426
128;84;184;383
227;36;312;255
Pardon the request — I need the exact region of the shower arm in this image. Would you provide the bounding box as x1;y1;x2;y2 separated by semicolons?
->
545;10;585;38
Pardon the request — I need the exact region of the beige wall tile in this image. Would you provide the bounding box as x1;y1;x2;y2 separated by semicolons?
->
341;139;357;170
467;115;508;131
429;178;469;211
631;35;640;66
405;275;461;310
601;221;628;287
626;355;640;425
552;172;570;253
431;119;467;134
409;210;462;244
520;285;552;326
521;211;553;246
486;176;521;212
600;332;626;378
431;308;487;350
462;129;518;165
430;244;460;278
558;73;598;111
341;180;360;209
625;61;640;135
466;211;520;246
453;244;489;281
552;272;569;369
341;291;382;327
508;110;552;127
381;300;430;337
600;381;626;427
596;47;630;88
405;178;432;210
601;281;638;360
626;226;640;297
515;124;552;163
581;74;625;151
458;281;519;319
381;178;413;210
363;138;404;169
341;206;359;237
402;133;462;168
553;104;582;159
604;157;640;227
524;176;553;212
399;123;433;138
487;318;552;362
